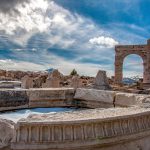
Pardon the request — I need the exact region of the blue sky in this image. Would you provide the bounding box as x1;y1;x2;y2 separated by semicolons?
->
0;0;149;77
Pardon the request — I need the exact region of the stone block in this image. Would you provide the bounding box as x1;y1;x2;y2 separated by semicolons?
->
0;119;15;149
115;92;142;107
0;89;29;111
93;70;111;90
27;88;75;108
74;88;115;105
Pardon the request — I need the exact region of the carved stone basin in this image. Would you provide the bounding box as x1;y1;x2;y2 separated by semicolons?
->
0;107;78;122
1;88;150;150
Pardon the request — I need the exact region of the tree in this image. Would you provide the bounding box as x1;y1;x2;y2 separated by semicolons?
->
70;69;78;76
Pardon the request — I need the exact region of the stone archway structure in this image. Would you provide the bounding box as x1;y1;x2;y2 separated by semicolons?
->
115;39;150;87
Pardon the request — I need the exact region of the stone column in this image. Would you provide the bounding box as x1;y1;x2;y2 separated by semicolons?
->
144;39;150;84
114;55;123;84
143;59;148;83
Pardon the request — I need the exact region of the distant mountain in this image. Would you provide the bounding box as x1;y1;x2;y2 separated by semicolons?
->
130;75;142;81
45;68;55;73
123;78;136;85
123;76;142;85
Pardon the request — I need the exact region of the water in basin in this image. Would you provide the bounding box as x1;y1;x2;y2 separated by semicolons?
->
0;107;77;122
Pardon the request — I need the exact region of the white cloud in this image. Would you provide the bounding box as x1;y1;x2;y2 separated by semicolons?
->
0;0;50;34
0;0;107;50
0;59;46;71
10;48;37;52
0;0;146;77
0;0;51;46
89;36;119;48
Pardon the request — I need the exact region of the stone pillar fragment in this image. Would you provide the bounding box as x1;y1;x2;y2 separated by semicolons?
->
42;69;62;88
70;76;82;89
21;75;34;89
93;70;111;90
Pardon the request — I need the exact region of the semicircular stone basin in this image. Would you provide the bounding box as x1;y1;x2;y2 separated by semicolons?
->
0;107;79;122
1;88;150;150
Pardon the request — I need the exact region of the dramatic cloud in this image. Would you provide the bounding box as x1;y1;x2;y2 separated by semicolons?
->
0;0;104;49
0;0;50;36
0;0;29;14
0;0;147;76
89;36;119;48
0;59;46;71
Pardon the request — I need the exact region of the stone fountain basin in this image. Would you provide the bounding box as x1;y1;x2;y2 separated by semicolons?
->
0;107;78;123
12;107;150;150
1;88;150;150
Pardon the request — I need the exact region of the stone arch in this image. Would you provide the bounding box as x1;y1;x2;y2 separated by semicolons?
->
114;41;150;85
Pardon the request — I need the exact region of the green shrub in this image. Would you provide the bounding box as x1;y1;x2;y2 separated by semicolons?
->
70;69;78;76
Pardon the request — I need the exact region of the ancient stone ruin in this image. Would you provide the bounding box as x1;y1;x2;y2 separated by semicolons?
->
93;70;111;90
115;39;150;89
21;75;34;89
42;69;62;88
3;38;150;150
1;88;150;150
70;75;82;89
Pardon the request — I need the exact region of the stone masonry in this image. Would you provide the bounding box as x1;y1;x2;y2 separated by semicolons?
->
114;39;150;87
21;75;34;89
42;70;62;88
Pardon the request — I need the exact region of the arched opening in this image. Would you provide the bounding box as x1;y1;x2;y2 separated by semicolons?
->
123;54;143;84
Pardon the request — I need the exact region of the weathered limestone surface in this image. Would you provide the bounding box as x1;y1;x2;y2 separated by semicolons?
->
0;87;150;111
0;89;29;111
74;88;150;108
74;88;115;108
42;70;62;88
115;92;140;107
11;107;150;150
136;95;150;108
1;88;150;149
0;81;21;89
0;88;75;111
28;88;75;108
0;83;14;89
93;70;111;90
115;92;150;108
70;76;82;89
21;75;34;89
0;119;15;150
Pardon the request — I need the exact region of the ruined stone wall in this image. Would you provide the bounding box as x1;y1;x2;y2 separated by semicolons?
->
0;89;29;111
0;88;149;112
28;88;75;108
0;88;76;112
